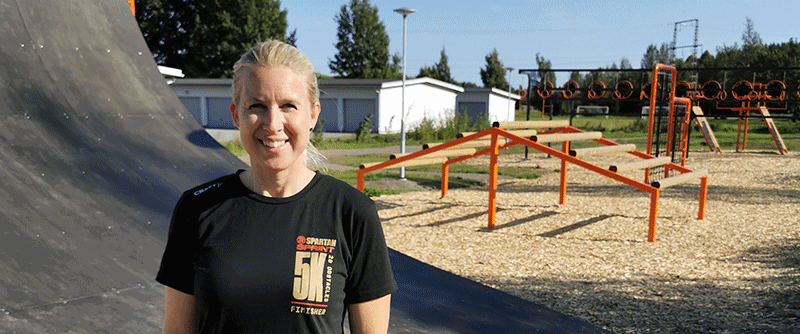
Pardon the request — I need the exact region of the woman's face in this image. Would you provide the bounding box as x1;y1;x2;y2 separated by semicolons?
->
229;65;320;174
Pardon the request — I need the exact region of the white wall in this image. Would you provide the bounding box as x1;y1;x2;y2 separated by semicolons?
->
378;79;462;134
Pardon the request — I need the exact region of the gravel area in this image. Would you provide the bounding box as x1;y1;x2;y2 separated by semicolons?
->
372;150;800;333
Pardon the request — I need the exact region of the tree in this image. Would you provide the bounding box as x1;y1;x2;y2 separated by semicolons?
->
640;42;673;69
480;49;509;90
329;0;396;78
136;0;292;78
417;48;455;84
741;17;763;48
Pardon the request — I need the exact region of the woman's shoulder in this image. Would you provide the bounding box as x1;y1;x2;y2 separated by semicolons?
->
179;170;245;204
313;173;372;203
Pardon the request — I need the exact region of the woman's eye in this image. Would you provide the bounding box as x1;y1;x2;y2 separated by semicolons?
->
282;103;297;109
248;103;266;110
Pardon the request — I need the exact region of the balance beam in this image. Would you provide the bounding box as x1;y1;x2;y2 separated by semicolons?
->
569;144;637;158
492;120;570;129
609;157;671;173
651;170;708;189
360;157;448;170
391;148;476;160
457;129;538;139
531;132;602;143
423;140;494;150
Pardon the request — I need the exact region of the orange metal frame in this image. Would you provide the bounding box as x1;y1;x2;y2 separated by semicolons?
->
356;126;707;243
715;101;788;154
357;64;708;243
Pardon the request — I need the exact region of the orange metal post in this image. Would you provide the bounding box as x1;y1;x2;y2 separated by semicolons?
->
487;133;500;229
357;169;365;192
558;140;569;205
698;176;708;220
743;108;750;151
441;163;449;198
648;189;660;243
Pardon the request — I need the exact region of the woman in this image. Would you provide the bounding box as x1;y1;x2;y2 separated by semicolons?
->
156;40;396;333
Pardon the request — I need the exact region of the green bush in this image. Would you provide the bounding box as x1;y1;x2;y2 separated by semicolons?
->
355;113;374;142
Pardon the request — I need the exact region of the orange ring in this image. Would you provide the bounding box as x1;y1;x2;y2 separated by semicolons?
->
517;88;527;99
700;80;723;100
613;80;633;100
731;80;753;101
562;80;580;99
675;80;694;99
640;81;660;100
536;81;554;99
765;80;786;101
588;80;605;99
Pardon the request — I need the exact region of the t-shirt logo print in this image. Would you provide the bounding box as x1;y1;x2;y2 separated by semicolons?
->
291;235;337;316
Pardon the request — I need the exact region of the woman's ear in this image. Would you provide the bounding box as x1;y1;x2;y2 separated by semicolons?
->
309;101;321;129
229;102;240;129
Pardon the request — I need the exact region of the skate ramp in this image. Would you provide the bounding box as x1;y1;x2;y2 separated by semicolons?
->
0;0;611;332
0;0;243;331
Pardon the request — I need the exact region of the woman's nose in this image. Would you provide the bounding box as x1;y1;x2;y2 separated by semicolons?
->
262;108;283;133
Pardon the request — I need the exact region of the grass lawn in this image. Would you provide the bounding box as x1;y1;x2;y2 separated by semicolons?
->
219;115;799;196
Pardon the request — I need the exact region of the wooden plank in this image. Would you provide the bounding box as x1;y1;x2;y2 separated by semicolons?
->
532;132;602;143
758;106;789;153
609;157;671;173
492;120;570;129
569;144;637;157
691;106;721;152
360;156;448;170
457;129;537;139
651;169;708;189
391;148;476;159
423;140;493;150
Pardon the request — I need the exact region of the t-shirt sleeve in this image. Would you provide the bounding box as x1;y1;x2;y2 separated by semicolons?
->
343;198;398;305
155;193;198;295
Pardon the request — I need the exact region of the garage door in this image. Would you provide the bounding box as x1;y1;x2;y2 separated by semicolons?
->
344;99;377;133
319;98;339;132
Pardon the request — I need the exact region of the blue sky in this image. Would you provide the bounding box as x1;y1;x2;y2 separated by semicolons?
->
283;0;800;88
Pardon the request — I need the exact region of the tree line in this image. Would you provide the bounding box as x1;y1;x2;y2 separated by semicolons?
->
137;1;800;98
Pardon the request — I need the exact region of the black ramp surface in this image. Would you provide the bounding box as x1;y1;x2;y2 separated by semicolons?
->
388;250;613;334
0;0;243;332
0;0;613;332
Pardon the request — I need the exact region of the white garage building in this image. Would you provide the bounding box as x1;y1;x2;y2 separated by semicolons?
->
167;77;519;134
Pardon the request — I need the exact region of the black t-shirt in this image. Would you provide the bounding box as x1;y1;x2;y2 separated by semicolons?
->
156;171;397;333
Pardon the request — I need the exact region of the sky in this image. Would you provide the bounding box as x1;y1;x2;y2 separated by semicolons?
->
282;0;800;89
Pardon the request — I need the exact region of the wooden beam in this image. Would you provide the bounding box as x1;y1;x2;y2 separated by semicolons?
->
532;132;602;143
651;170;708;189
492;120;570;129
609;157;671;173
422;140;493;150
391;148;476;159
569;144;637;157
359;157;447;170
457;129;537;139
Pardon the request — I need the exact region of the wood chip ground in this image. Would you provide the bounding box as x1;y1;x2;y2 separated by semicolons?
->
374;150;800;333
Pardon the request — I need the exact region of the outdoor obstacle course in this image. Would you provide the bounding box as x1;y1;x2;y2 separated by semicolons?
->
359;65;710;243
519;65;800;156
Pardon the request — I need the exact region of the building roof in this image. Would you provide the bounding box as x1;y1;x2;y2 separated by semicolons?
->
462;87;521;100
319;77;464;93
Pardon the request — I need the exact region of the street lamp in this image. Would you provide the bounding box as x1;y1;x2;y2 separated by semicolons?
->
505;67;514;122
394;7;415;179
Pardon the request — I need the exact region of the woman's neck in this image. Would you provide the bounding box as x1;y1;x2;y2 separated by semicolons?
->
241;166;316;198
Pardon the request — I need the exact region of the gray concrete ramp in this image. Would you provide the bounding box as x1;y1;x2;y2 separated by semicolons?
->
0;0;243;332
0;0;612;332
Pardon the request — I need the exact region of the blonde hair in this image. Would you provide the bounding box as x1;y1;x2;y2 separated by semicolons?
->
232;40;327;170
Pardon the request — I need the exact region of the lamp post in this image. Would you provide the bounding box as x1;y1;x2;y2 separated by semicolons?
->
505;67;514;122
394;7;415;179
